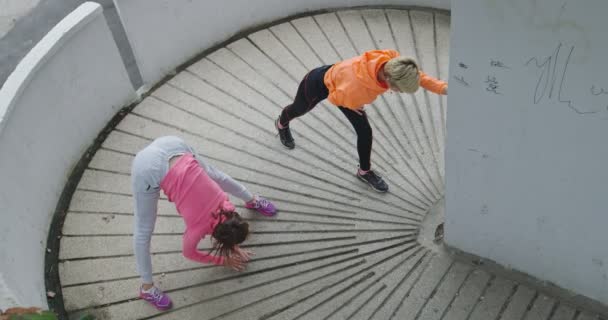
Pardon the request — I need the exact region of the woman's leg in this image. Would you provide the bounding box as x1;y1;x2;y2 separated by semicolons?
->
337;107;388;192
276;65;331;149
189;145;277;216
133;191;160;285
187;144;253;202
337;107;373;171
131;148;172;310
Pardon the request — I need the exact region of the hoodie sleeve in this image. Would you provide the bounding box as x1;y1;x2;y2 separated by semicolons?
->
182;228;224;265
419;71;447;95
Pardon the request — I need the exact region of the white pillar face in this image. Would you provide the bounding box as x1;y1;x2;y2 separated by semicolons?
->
446;0;608;305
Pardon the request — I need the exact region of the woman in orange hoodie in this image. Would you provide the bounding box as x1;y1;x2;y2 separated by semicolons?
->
275;49;447;192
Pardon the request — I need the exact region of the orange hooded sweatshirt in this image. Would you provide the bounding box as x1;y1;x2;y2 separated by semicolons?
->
323;50;447;110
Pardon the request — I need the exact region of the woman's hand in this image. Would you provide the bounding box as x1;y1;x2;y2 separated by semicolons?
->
223;255;246;271
223;246;255;271
233;246;254;262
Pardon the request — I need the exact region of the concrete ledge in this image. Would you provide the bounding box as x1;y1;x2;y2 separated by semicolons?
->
113;0;450;87
0;2;101;133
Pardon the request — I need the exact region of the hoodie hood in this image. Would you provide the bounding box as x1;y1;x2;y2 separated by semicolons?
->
352;50;399;89
324;49;399;109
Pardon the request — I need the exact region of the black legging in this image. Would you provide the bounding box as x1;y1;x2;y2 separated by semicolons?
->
279;65;373;171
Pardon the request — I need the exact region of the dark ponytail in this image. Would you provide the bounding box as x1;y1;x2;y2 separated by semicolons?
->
211;210;249;258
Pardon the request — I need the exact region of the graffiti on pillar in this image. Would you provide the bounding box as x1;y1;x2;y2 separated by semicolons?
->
453;42;608;115
453;0;608;117
485;75;501;94
490;60;510;69
453;75;470;87
590;85;607;96
484;59;509;95
524;42;607;115
453;62;471;87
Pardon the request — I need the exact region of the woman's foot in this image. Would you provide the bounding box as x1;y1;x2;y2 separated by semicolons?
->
357;169;389;193
276;118;295;149
246;196;277;216
139;285;172;311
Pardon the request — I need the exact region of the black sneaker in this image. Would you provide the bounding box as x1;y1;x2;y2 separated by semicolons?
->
276;118;295;149
357;169;389;193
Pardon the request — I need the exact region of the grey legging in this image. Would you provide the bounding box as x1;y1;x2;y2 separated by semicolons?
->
131;136;253;283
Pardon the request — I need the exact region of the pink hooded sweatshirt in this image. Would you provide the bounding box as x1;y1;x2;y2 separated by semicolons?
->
160;153;233;265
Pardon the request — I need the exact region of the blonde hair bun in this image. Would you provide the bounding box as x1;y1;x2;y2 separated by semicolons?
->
384;56;420;93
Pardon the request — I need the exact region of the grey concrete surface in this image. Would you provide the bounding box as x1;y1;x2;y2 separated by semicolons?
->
52;7;605;320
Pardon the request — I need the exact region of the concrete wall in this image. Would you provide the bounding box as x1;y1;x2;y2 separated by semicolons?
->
0;2;136;308
446;0;608;305
113;0;450;87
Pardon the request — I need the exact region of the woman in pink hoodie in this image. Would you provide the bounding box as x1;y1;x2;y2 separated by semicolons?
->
131;136;277;310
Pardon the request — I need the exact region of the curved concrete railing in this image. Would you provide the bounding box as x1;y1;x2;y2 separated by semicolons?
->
0;2;136;309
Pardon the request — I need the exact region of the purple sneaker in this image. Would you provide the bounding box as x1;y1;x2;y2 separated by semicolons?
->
245;197;277;216
139;286;172;311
